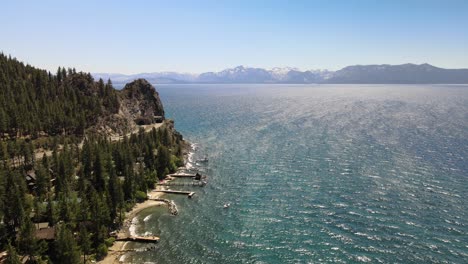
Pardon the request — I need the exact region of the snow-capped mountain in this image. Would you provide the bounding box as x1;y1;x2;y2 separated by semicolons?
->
197;66;334;83
93;64;468;86
198;66;274;83
269;67;300;81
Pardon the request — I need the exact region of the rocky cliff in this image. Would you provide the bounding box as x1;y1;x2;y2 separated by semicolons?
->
92;79;166;137
119;79;165;124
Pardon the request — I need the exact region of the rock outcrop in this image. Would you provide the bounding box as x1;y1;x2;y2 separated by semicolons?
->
92;79;166;137
119;79;165;125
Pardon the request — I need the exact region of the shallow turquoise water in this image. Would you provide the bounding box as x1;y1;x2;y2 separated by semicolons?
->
126;84;467;263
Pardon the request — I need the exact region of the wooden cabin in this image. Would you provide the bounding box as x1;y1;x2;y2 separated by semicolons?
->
34;223;56;241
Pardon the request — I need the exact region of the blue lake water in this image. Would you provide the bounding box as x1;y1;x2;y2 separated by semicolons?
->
126;84;467;263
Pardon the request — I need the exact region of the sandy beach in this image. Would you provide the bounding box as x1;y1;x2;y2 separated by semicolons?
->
98;187;166;264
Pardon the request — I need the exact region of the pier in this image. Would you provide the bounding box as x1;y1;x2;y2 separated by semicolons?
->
115;236;160;243
109;246;157;253
167;172;205;180
167;173;196;178
157;181;206;187
154;190;195;198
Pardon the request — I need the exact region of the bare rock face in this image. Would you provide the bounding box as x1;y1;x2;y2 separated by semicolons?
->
119;79;165;125
92;79;166;137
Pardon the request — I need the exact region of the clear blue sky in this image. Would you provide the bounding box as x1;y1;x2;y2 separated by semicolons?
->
1;0;467;74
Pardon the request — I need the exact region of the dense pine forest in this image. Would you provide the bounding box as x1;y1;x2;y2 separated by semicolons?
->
0;54;185;263
0;53;121;138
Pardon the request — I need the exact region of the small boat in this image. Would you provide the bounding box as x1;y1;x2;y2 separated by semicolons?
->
223;203;230;209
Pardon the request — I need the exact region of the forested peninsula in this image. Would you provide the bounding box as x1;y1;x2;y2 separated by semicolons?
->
0;53;186;263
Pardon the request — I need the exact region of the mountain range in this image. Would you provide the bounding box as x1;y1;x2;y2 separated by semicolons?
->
93;64;468;86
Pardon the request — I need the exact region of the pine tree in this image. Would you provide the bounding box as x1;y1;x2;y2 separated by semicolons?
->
0;108;7;136
35;163;51;199
61;67;67;81
5;242;21;264
78;224;91;264
58;194;72;222
82;140;93;179
0;168;4;222
107;163;120;221
0;141;8;167
46;195;57;227
157;145;170;178
54;225;81;264
18;217;38;260
3;170;26;236
98;78;105;96
56;67;62;84
123;167;134;201
94;150;106;193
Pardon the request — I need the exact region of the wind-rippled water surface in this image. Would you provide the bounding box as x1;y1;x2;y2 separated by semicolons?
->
126;84;467;263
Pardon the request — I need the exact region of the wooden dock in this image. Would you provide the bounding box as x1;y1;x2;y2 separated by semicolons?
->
154;190;195;198
115;236;160;243
157;181;206;187
167;173;197;178
167;173;206;180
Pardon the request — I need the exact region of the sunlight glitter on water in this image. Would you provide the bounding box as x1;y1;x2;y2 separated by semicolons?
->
128;84;467;263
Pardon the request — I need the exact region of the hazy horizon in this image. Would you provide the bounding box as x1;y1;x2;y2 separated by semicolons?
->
91;63;468;76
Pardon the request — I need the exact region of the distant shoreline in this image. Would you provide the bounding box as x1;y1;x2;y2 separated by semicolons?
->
111;83;468;90
93;63;468;87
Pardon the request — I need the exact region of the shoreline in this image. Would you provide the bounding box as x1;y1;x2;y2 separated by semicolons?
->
99;187;166;264
99;142;194;264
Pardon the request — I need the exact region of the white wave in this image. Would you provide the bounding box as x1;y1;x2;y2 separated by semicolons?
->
187;152;194;163
354;232;368;237
334;203;348;208
129;217;139;237
348;211;362;217
185;150;196;169
336;223;351;231
119;254;127;262
143;215;152;222
185;162;194;169
356;255;372;262
405;221;422;227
